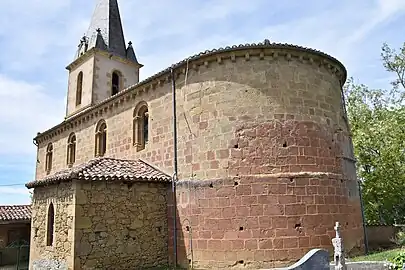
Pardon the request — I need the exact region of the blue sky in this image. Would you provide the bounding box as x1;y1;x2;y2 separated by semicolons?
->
0;0;404;205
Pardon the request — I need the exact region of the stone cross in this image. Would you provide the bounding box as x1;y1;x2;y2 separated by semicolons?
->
332;221;347;270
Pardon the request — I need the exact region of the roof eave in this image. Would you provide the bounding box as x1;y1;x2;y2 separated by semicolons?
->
66;48;97;71
27;177;171;189
0;219;31;225
35;40;347;143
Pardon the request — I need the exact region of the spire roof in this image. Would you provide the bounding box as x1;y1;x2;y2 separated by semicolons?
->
126;41;139;63
94;28;108;51
75;0;136;61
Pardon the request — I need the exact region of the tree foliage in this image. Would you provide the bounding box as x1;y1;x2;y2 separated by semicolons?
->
344;42;405;225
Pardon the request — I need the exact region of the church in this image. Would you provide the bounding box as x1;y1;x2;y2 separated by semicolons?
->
26;0;365;269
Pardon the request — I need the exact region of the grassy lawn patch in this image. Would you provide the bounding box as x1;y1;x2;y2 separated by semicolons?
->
349;248;403;262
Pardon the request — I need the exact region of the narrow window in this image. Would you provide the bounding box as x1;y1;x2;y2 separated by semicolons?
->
46;203;55;246
133;102;149;151
76;72;83;106
95;121;107;157
45;143;53;174
111;72;120;96
67;133;76;166
143;110;149;145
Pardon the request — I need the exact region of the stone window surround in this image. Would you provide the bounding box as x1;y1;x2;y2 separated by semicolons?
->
95;119;107;157
37;45;350;178
76;71;83;107
67;132;76;167
42;102;151;173
133;101;149;152
36;45;347;146
107;69;125;97
46;202;55;247
45;143;53;174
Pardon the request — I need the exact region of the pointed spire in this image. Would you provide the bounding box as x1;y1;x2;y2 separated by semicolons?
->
75;0;132;60
126;41;139;64
95;28;107;51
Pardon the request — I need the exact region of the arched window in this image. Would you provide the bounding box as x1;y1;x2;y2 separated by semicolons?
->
111;71;120;96
95;120;107;157
45;143;53;174
76;72;83;106
133;102;149;151
46;203;55;246
67;133;76;166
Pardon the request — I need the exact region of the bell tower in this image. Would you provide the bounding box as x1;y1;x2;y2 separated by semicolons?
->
65;0;143;118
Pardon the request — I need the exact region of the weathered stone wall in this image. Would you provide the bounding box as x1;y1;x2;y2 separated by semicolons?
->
73;181;169;269
34;47;349;183
171;174;362;269
66;55;95;117
33;46;363;268
29;182;74;270
92;52;140;104
65;50;140;118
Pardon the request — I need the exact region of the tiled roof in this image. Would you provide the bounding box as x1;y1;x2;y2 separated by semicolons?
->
0;205;31;222
135;39;346;88
34;39;346;141
26;157;171;189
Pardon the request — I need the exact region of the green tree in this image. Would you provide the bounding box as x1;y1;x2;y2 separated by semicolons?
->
344;42;405;225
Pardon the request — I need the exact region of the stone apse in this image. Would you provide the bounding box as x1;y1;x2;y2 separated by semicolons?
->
30;41;364;269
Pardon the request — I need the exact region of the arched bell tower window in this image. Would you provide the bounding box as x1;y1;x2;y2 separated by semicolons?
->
45;143;53;174
133;102;149;151
76;72;83;106
111;71;120;96
95;120;107;157
46;203;55;246
67;133;76;166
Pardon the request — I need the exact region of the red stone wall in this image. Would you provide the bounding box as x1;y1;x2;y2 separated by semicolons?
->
169;174;362;269
167;119;363;269
33;46;363;268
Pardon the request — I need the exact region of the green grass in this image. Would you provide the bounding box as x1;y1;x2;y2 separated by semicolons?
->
349;248;403;262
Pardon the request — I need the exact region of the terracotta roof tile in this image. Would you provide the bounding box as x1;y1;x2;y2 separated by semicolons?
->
26;157;171;189
35;39;346;139
0;205;31;222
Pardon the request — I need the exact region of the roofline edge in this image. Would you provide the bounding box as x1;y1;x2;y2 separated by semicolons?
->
35;39;347;142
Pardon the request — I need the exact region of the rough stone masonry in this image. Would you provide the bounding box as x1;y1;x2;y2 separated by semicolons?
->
27;1;364;269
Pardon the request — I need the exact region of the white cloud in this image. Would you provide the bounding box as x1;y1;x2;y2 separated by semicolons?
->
0;0;88;73
0;0;403;168
0;186;30;196
119;0;269;44
257;0;405;84
0;186;31;206
341;0;405;47
0;189;31;205
0;75;64;155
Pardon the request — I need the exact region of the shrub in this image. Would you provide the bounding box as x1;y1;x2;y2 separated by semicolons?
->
389;252;405;269
392;230;405;247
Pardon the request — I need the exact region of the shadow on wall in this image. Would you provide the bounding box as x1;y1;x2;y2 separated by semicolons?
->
158;50;355;268
167;185;189;269
366;225;400;250
164;79;361;267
